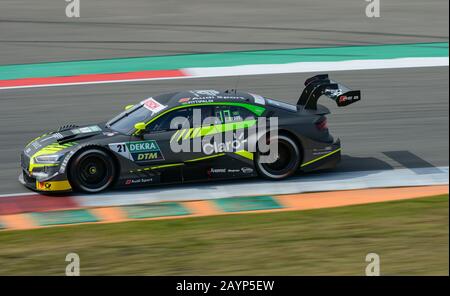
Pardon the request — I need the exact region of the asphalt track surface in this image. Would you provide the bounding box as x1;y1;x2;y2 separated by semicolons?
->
0;0;448;64
0;0;448;195
0;67;448;195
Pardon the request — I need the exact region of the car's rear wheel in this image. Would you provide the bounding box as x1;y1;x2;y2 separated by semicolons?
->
69;149;115;193
255;135;301;180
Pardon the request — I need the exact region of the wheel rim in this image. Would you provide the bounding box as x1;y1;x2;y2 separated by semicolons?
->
75;153;113;191
258;137;299;178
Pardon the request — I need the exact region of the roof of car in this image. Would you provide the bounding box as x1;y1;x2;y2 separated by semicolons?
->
152;90;267;108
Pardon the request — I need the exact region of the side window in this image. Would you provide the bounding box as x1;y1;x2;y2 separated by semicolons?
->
213;106;255;124
147;108;193;132
191;106;215;127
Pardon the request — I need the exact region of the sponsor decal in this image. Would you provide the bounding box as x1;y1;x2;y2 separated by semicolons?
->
312;146;334;156
336;94;360;106
37;181;52;190
186;90;247;102
52;133;64;140
59;146;81;173
210;168;226;173
241;167;254;174
37;132;65;144
129;141;159;152
124;177;155;185
203;133;247;155
31;142;42;149
103;131;118;137
250;93;266;105
184;98;214;104
178;97;191;103
208;167;254;175
190;90;220;96
142;97;167;113
109;140;164;162
338;96;348;104
71;125;102;134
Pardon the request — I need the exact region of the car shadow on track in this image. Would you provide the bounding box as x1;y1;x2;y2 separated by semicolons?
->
102;155;395;196
29;154;395;198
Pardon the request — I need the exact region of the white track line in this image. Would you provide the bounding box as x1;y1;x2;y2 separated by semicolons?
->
0;57;447;90
185;57;449;78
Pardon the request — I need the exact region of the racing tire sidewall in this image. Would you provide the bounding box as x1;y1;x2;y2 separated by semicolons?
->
69;149;115;193
255;135;300;180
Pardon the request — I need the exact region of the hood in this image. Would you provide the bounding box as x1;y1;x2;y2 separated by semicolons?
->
23;124;106;157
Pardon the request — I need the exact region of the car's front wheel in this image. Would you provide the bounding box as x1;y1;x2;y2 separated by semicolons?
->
69;149;116;193
255;135;301;180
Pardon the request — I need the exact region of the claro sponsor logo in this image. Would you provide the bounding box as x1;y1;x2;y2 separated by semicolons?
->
169;110;279;164
203;138;247;155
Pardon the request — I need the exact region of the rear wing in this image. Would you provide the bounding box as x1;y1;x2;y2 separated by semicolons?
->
297;74;361;110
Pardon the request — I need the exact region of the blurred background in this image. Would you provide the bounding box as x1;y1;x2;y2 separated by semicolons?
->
0;0;448;64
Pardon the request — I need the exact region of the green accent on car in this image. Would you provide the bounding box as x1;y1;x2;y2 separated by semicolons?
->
150;102;265;124
122;202;190;219
301;148;341;168
184;153;225;162
213;196;283;212
1;42;447;80
149;163;184;170
29;142;78;172
234;150;254;160
30;209;99;226
169;119;257;143
130;154;226;173
25;133;48;148
136;102;264;137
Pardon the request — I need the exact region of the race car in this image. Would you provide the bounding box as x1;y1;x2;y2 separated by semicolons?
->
19;74;361;193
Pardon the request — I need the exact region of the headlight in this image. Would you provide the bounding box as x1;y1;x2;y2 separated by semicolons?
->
34;154;64;164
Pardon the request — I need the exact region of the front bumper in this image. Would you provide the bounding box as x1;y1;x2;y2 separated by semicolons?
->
19;170;72;193
20;150;72;192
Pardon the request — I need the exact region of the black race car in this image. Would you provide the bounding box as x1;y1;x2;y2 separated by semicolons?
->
19;74;360;193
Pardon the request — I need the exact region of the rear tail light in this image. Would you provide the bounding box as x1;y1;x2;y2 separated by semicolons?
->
315;118;328;131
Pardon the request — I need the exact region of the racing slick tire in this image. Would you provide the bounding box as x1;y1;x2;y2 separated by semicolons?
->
255;134;301;180
68;149;116;193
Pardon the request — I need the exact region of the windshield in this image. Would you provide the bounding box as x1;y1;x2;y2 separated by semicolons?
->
106;98;168;134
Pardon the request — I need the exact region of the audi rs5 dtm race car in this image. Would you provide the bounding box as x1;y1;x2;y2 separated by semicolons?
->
19;74;361;193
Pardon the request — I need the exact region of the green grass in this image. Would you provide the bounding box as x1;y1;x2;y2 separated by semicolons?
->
0;195;448;275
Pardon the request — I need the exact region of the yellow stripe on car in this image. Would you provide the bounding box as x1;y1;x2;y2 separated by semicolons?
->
234;150;254;160
170;119;257;143
301;148;341;168
185;153;225;162
29;142;77;172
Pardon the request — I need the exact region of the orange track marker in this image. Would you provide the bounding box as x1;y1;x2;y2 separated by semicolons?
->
276;185;449;210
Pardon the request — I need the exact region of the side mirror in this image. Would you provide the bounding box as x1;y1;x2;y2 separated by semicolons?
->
134;122;146;133
124;104;134;111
